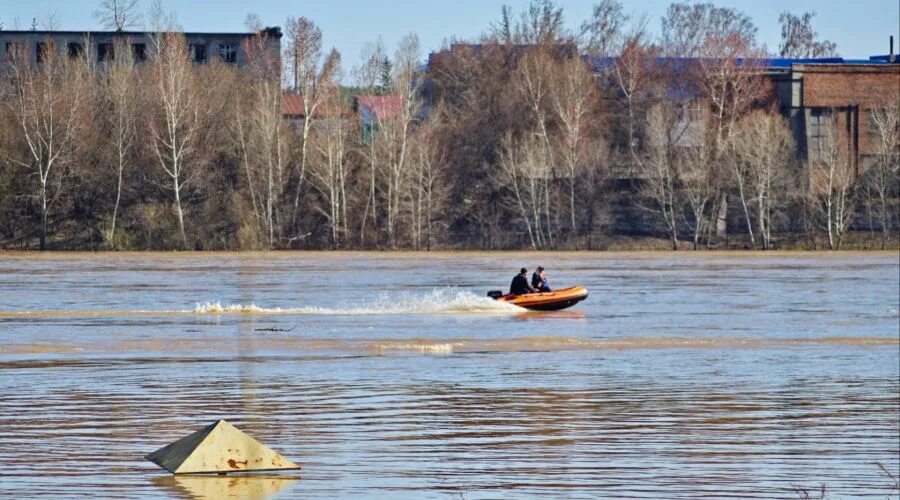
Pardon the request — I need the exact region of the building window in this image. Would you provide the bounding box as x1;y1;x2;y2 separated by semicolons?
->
5;42;25;61
98;43;115;62
809;108;831;160
132;43;146;61
190;43;207;63
219;43;236;63
36;42;48;63
68;42;84;60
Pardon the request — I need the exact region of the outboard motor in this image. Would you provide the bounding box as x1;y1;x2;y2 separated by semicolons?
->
486;290;504;300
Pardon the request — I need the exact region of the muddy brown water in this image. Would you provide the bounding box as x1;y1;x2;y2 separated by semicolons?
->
0;252;897;498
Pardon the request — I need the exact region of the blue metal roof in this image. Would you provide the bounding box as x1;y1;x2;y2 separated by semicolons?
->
585;55;897;73
760;57;845;68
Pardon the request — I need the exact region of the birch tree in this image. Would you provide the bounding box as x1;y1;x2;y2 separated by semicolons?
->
410;112;448;251
148;32;199;248
235;29;286;248
697;38;768;242
309;49;349;248
381;33;421;248
354;39;387;246
810;112;856;250
514;50;557;246
678;139;713;250
641;103;681;249
5;40;85;250
284;17;338;228
101;39;137;247
662;3;765;242
496;132;552;249
863;103;899;248
731;111;794;249
550;55;595;242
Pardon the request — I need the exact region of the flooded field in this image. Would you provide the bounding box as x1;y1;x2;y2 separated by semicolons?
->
0;251;898;498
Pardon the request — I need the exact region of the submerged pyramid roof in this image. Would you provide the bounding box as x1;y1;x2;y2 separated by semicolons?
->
146;420;301;474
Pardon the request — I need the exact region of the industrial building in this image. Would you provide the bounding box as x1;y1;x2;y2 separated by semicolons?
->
0;27;281;68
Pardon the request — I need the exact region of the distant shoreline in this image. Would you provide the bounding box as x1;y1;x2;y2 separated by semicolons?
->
1;232;897;253
0;248;897;256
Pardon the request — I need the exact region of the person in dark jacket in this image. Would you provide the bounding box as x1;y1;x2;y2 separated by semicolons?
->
510;268;536;295
531;266;551;292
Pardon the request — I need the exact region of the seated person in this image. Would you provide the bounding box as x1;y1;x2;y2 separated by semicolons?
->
510;267;537;295
531;266;551;292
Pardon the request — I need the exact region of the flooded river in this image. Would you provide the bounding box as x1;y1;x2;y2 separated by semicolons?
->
0;252;897;498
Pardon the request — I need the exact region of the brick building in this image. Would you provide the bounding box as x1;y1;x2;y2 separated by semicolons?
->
772;62;900;176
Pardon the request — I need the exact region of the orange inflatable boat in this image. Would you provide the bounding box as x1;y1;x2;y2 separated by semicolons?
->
487;286;589;311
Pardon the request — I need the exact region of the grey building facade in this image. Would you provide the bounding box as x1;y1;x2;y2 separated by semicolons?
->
0;27;281;68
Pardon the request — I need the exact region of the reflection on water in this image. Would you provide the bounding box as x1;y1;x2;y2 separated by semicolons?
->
154;474;300;499
0;252;897;498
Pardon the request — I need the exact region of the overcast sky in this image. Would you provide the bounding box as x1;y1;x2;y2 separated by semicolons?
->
2;0;898;66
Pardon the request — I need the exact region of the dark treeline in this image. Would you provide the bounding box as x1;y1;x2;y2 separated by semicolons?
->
0;0;897;250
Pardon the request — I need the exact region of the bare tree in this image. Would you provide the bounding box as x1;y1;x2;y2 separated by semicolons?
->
657;99;715;251
580;0;628;57
309;49;349;249
494;0;568;45
354;38;387;246
496;132;552;249
147;33;199;248
244;13;262;31
515;50;558;246
37;14;61;31
550;55;595;243
611;17;655;180
94;0;142;31
283;17;321;92
5;40;85;250
731;111;795;249
410;116;448;251
145;0;177;33
235;28;287;249
661;2;757;57
809;112;856;250
686;8;768;243
863;102;900;248
778;11;838;58
101;39;138;247
381;33;422;248
283;17;338;232
678;135;713;250
641;103;681;249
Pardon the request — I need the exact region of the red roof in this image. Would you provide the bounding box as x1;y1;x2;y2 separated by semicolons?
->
357;95;404;122
282;92;305;117
282;91;350;119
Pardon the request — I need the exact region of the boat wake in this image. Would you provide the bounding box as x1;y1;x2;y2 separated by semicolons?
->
1;289;523;318
193;289;523;315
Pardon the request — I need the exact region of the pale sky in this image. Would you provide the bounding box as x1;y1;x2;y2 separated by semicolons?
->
2;0;898;66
